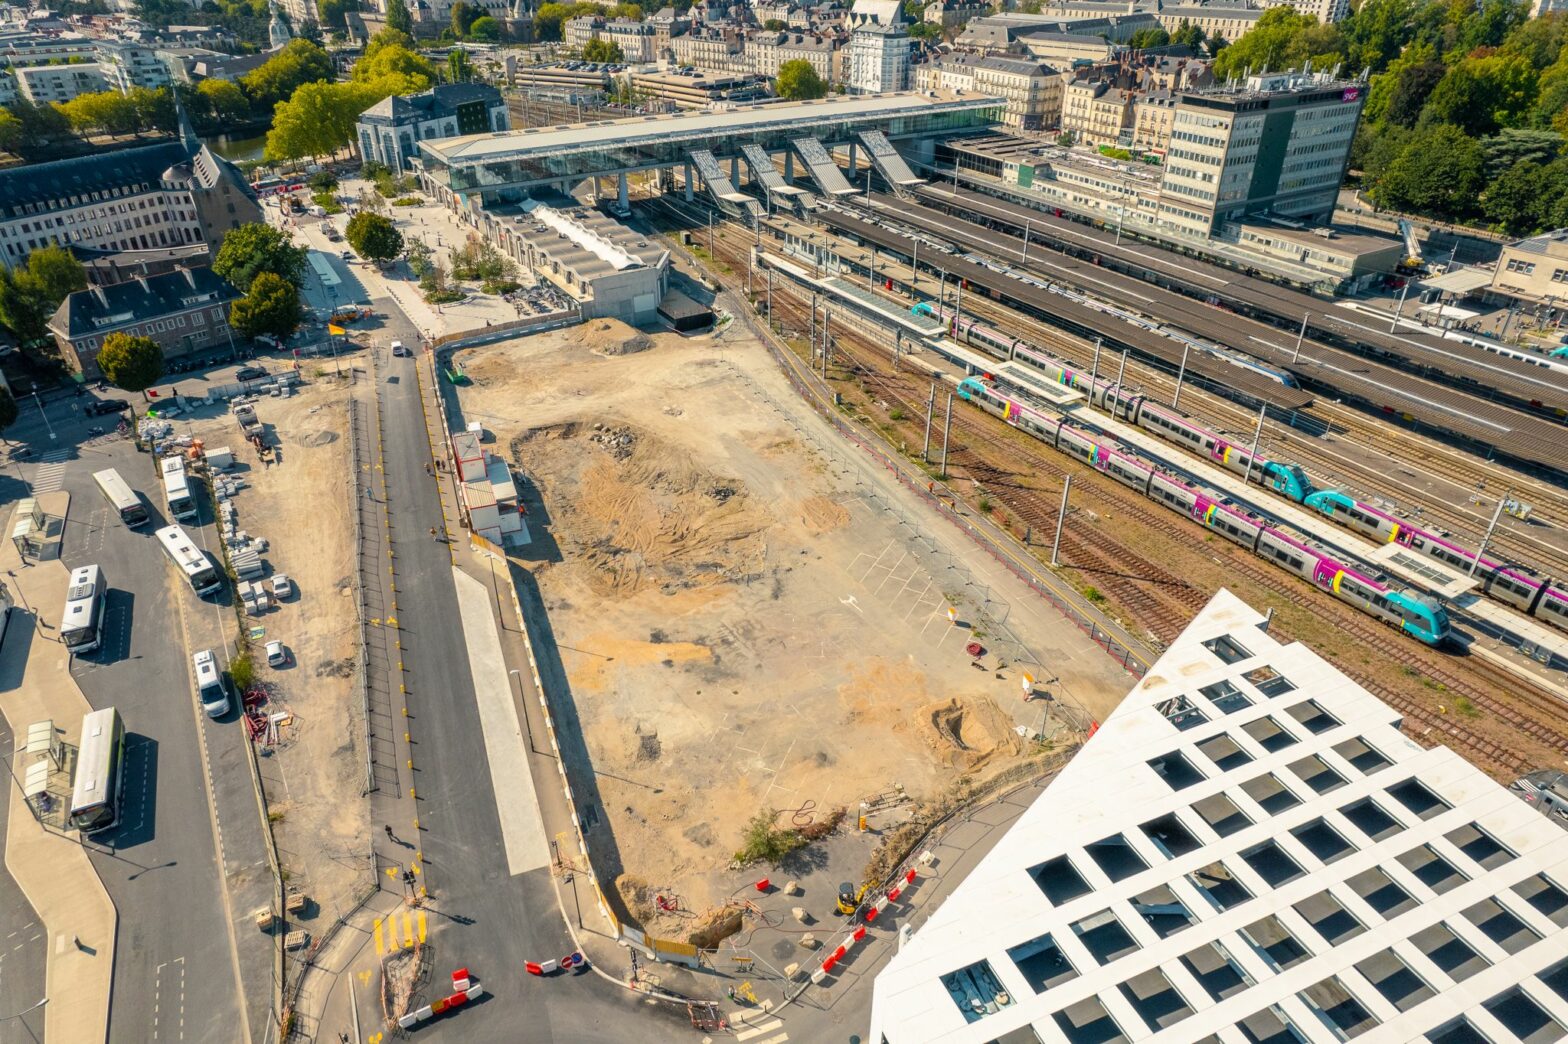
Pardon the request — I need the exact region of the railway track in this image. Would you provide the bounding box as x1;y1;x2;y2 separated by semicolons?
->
655;202;1568;778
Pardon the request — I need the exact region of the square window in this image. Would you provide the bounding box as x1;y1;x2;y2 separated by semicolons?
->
1463;897;1540;955
1339;798;1401;843
1244;664;1294;697
940;958;1014;1023
1158;694;1208;731
1241;716;1296;752
1287;754;1345;795
1052;995;1128;1044
1410;922;1489;982
1197;733;1253;772
1181;941;1252;1003
1445;823;1514;870
1006;932;1078;994
1395;843;1467;894
1355;949;1434;1012
1242;840;1304;887
1540;957;1568;1006
1483;986;1566;1044
1238;1006;1304;1044
1513;875;1568;928
1147;750;1204;791
1347;867;1417;918
1191;792;1251;836
1386;778;1449;820
1294;890;1365;945
1131;884;1196;939
1293;817;1356;862
1241;915;1310;971
1300;974;1379;1038
1241;772;1300;814
1070;909;1139;965
1140;813;1201;858
1118;967;1193;1030
1187;860;1252;912
1284;699;1339;734
1085;833;1149;883
1030;855;1092;905
1199;679;1252;714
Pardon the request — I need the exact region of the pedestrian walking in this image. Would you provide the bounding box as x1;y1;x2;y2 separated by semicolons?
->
385;824;395;842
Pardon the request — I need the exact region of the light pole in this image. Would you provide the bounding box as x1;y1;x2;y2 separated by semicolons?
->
509;669;536;752
0;996;45;1021
31;391;54;441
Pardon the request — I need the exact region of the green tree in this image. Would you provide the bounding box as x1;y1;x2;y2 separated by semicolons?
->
60;91;140;137
229;272;302;339
1481;127;1563;176
908;21;940;40
581;38;623;62
0;386;16;434
385;0;412;34
448;45;474;82
97;332;165;392
1372;123;1486;216
1534;48;1568;127
450;0;478;36
265;80;387;163
1209;32;1228;53
733;807;805;865
241;38;334;109
1212;8;1335;79
4;101;70;159
213;223;308;291
352;36;438;86
0;109;20;155
196;78;250;124
467;15;500;40
1128;27;1170;49
1422;53;1539;138
775;58;827;100
534;1;601;41
763;17;786;29
127;86;176;132
0;268;52;347
1383;58;1446;127
345;212;403;262
1171;18;1205;50
317;0;357;27
24;244;85;302
1339;0;1418;74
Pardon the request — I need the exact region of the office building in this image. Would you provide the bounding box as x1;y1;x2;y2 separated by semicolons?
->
49;266;242;377
355;82;510;173
1490;229;1568;307
1158;70;1365;236
871;588;1568;1043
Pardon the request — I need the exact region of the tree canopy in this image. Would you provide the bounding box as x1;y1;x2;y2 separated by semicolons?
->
241;39;334;110
582;38;623;62
775;59;827;100
0;245;87;350
345;212;404;263
97;332;165;392
468;16;500;41
213;223;308;292
0;386;16;433
229;272;303;340
1128;27;1170;50
385;0;413;34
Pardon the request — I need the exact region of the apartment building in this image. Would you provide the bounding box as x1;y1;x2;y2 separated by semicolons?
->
15;62;110;104
847;21;910;93
1132;89;1177;151
671;26;746;74
1158;70;1365;237
1062;79;1135;146
603;19;657;62
916;52;1063;130
1155;0;1266;40
748;29;841;81
49;266;241;377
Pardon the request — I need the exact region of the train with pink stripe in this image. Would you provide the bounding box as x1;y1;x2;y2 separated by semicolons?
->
957;376;1451;645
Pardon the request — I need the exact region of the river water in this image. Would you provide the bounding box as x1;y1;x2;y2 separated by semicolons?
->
201;131;267;165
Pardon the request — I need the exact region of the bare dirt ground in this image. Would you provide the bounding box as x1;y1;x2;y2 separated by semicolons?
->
179;375;370;922
453;318;1132;932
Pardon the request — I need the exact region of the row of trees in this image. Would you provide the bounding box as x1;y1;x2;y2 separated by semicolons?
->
263;29;437;163
0;85;178;160
1215;1;1568;234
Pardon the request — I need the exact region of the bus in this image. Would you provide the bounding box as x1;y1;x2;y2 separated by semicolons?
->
160;455;197;523
155;525;222;596
93;468;149;528
69;707;125;833
61;564;107;655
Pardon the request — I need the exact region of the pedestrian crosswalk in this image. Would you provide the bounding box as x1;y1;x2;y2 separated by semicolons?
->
373;909;427;956
28;449;70;494
729;1001;788;1044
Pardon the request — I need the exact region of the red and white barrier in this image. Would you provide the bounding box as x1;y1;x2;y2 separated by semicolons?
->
398;970;486;1029
807;869;924;985
526;952;585;976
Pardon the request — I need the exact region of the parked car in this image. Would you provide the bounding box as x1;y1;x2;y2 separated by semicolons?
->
86;398;129;416
390;340;409;357
265;640;289;668
271;574;293;599
236;366;268;382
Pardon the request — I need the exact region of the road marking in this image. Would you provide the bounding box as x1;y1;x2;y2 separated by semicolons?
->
373;917;384;955
736;1020;785;1041
28;450;69;494
452;569;551;875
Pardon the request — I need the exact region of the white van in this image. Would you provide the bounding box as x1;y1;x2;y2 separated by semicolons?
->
193;649;230;718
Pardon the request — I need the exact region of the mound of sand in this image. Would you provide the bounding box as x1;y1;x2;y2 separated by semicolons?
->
799;495;850;534
919;696;1026;772
582;319;654;357
526;422;773;597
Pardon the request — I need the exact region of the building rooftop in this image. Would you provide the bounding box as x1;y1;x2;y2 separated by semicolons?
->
419;90;996;166
1506;228;1568;257
871;589;1568;1043
358;81;502;123
50;265;238;341
494;197;666;288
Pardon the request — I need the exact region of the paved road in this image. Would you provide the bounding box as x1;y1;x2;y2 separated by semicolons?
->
4;393;266;1043
0;716;46;1044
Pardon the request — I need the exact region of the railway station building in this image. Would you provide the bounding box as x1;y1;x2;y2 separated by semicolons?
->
871;589;1568;1043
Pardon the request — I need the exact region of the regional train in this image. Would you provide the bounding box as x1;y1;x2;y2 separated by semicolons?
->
920;303;1568;637
955;376;1450;646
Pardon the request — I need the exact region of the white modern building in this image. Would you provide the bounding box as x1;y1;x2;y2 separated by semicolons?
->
15;62;109;103
847;21;910;94
871;589;1568;1043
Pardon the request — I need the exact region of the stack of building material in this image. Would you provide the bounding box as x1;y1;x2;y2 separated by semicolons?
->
238;578;271;615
